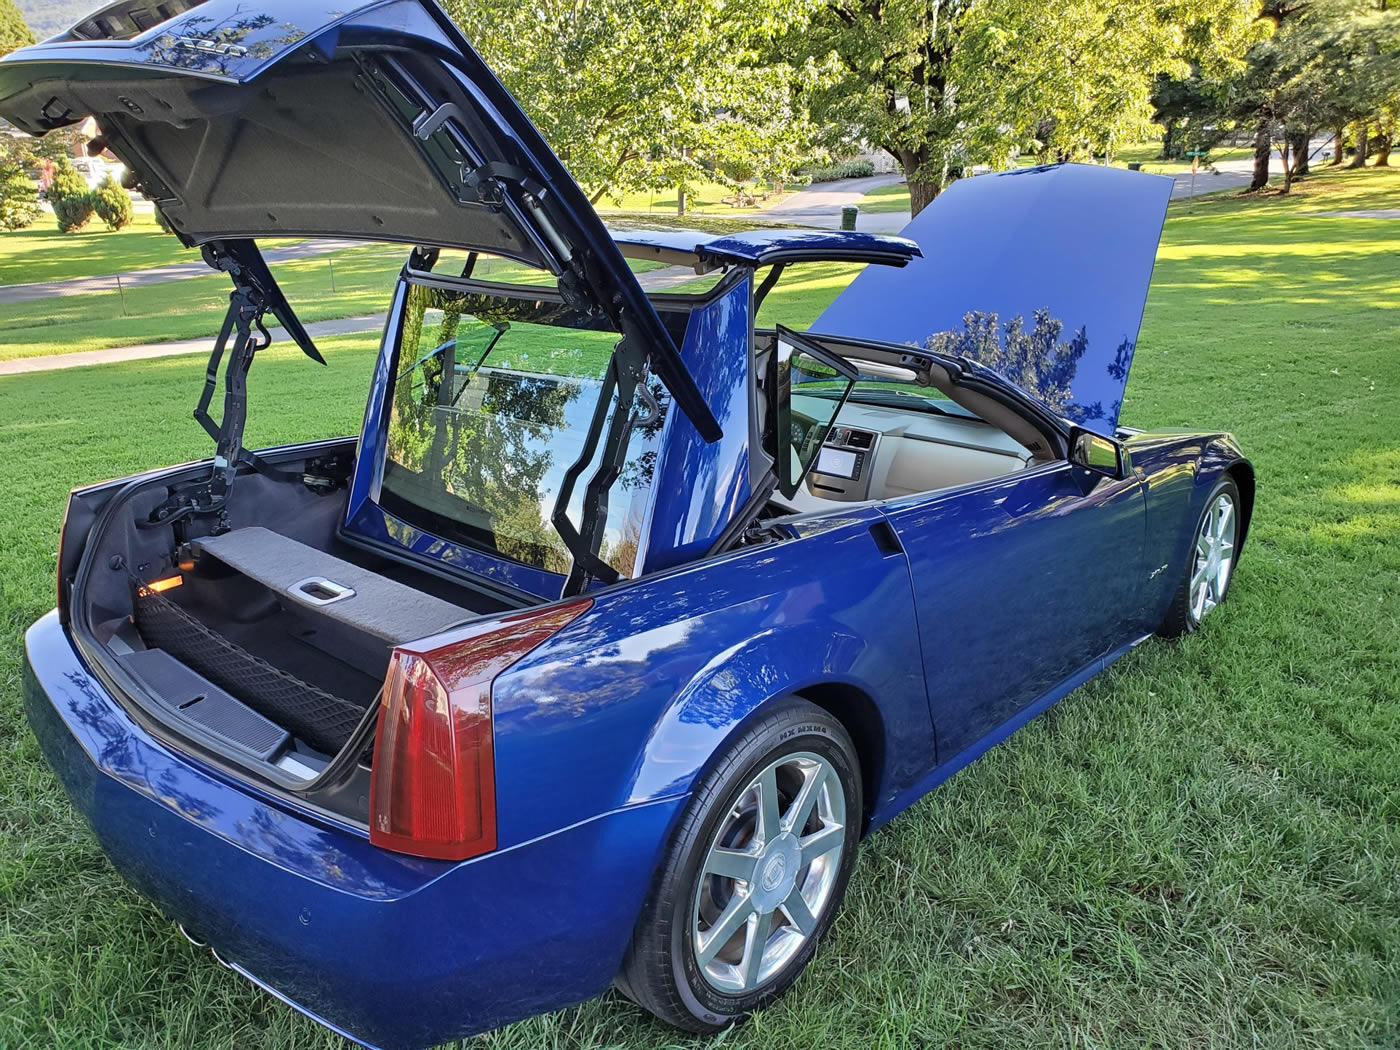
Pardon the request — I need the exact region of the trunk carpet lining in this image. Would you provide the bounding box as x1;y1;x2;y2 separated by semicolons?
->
133;583;368;754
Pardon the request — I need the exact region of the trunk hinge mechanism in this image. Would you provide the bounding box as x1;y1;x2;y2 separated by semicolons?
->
146;245;287;527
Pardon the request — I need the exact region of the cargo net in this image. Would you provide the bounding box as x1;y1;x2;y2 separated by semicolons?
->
132;582;366;754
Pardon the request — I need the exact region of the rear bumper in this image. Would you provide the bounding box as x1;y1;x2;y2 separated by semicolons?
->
23;610;679;1050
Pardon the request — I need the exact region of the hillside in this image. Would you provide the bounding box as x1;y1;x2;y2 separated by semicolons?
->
14;0;89;38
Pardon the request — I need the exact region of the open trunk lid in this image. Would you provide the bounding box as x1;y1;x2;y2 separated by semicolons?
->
814;163;1173;435
0;0;717;438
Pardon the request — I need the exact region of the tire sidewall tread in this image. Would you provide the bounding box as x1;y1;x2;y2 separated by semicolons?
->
617;699;861;1032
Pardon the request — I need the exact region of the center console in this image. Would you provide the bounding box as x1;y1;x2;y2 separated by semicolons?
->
806;425;879;501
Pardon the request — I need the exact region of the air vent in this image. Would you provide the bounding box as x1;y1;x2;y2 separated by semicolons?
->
846;430;875;449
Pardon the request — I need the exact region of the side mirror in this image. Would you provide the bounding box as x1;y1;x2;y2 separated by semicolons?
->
1070;427;1126;479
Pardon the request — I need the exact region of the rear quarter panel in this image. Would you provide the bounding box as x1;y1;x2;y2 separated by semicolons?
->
488;506;934;847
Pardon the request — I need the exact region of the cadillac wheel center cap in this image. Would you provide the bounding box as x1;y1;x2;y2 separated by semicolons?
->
750;832;802;913
761;853;786;891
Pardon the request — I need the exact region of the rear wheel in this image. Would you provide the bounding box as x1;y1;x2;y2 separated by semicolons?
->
1159;477;1241;636
617;699;861;1031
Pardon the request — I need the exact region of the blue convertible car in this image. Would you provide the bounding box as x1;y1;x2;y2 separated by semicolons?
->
5;0;1253;1046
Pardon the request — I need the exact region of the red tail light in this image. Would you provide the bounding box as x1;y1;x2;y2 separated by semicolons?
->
369;599;591;861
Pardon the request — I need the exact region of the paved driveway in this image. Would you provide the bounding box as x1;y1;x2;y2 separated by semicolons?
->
0;238;349;306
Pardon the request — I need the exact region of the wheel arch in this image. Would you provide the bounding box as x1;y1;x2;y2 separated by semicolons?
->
622;626;930;837
793;682;886;836
1223;458;1256;550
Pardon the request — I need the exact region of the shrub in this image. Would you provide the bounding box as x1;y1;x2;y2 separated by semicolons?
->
0;161;41;230
92;174;133;230
48;155;94;233
797;159;877;182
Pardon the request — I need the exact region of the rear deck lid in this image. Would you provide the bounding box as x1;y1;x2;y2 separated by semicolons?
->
814;163;1173;434
0;0;717;437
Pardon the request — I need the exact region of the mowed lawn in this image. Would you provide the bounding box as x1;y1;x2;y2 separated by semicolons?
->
0;242;662;363
0;166;1397;1049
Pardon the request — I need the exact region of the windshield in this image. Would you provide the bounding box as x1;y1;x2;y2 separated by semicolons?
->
782;364;981;422
379;282;666;580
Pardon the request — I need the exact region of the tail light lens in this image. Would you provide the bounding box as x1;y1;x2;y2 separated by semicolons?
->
369;599;591;861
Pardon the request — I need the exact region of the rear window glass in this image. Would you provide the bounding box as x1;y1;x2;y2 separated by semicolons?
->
379;282;665;579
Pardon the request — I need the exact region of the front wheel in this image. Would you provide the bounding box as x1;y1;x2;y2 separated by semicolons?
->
617;699;861;1031
1159;477;1242;636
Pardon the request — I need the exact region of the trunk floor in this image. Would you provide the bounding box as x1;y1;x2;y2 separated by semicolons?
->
171;596;386;707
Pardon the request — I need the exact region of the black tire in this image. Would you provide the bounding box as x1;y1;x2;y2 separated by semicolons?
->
1159;476;1242;637
616;698;862;1032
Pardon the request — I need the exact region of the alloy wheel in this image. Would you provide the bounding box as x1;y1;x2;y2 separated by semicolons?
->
691;751;847;995
1190;490;1237;622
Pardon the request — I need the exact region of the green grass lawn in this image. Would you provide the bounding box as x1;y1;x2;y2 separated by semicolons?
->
596;179;795;216
1;166;1397;1049
0;209;306;286
857;141;1267;216
1109;140;1255;176
0;245;664;362
853;181;913;214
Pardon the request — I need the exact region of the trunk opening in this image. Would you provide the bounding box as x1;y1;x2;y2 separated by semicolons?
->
70;440;537;822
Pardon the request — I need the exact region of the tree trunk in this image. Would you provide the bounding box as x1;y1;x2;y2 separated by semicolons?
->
907;179;942;217
1160;121;1180;160
895;145;941;217
1288;129;1310;177
1349;123;1369;168
1330;125;1346;164
1372;133;1391;167
1280;136;1293;194
1250;118;1271;190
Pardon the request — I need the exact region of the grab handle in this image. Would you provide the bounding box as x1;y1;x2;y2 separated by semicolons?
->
289;576;356;605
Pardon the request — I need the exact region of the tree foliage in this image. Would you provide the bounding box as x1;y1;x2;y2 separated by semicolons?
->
781;0;1263;213
1154;0;1400;189
0;159;39;229
441;0;815;208
92;173;133;230
47;153;94;233
0;0;35;57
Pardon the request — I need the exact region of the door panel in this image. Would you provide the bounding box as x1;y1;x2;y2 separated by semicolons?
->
881;463;1144;762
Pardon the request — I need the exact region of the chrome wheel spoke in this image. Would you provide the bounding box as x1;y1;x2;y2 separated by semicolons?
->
799;823;843;867
1191;491;1238;624
755;766;781;846
1215;501;1233;539
781;888;819;937
697;891;754;967
705;847;758;883
783;764;824;835
1190;563;1209;592
693;750;848;994
739;910;774;990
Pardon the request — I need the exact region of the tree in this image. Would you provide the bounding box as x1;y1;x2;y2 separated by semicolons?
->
0;159;39;229
1373;99;1397;164
781;0;1263;216
48;154;94;232
1222;0;1400;189
92;174;133;229
0;0;35;57
441;0;814;208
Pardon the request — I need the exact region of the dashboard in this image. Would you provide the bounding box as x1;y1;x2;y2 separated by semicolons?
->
786;396;1033;511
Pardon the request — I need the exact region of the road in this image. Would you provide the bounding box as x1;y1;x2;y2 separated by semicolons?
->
0;238;349;306
0;263;701;376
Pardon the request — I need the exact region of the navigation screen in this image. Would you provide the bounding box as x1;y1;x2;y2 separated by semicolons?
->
816;446;858;479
